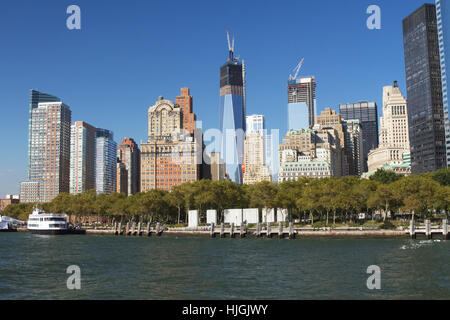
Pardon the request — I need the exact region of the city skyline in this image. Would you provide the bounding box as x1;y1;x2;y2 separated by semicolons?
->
0;0;439;194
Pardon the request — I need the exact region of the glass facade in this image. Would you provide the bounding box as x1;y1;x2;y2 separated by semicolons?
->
339;102;379;172
287;78;316;130
220;59;245;184
403;4;446;173
288;102;310;131
95;129;117;194
436;0;450;165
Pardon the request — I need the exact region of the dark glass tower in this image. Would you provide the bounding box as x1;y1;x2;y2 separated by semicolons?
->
339;102;379;172
403;4;445;173
436;0;450;165
219;35;245;184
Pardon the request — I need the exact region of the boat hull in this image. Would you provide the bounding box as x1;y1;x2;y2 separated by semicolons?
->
29;229;69;235
28;229;86;235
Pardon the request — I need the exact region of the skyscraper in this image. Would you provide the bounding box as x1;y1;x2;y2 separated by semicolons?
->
368;82;411;175
246;114;265;136
315;107;346;177
220;32;245;184
95;129;117;194
339;101;379;172
403;4;446;173
243;132;272;185
70;121;97;195
176;88;196;137
21;90;71;203
288;77;316;131
342;120;364;177
117;137;140;196
436;0;450;165
141;95;202;192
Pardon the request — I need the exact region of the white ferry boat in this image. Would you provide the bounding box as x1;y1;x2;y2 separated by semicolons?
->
27;208;69;235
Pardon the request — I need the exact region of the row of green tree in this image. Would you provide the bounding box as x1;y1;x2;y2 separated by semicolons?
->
3;168;450;226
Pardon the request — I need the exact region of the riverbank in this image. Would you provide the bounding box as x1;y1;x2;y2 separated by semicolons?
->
17;227;407;237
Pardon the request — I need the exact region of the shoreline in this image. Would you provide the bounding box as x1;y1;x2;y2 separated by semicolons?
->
16;227;408;237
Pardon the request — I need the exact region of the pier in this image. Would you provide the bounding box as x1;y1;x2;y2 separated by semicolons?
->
113;221;164;237
210;222;296;239
408;219;449;239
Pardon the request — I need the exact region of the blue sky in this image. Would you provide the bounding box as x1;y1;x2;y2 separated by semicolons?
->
0;0;429;195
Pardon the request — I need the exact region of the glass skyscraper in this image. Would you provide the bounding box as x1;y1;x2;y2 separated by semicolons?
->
219;39;245;184
95;129;117;194
436;0;450;165
287;77;316;131
403;4;446;173
22;90;71;202
339;101;379;173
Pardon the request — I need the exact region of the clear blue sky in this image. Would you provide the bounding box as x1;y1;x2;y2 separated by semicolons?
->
0;0;428;195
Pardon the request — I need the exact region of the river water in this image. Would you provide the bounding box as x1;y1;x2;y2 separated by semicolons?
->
0;233;448;299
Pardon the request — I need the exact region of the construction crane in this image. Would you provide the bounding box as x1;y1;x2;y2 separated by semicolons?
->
226;30;235;61
289;58;304;81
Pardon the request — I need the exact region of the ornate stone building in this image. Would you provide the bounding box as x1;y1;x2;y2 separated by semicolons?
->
368;82;411;175
140;93;203;192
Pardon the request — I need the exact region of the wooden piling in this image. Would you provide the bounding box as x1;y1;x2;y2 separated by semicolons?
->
409;220;416;239
114;222;118;235
131;222;136;236
289;222;295;239
231;223;235;238
137;222;141;236
267;222;272;238
156;222;162;236
278;223;283;239
210;223;216;238
425;220;431;239
220;223;225;238
118;222;123;235
443;219;448;240
147;222;151;237
240;223;245;238
126;222;130;236
256;222;261;238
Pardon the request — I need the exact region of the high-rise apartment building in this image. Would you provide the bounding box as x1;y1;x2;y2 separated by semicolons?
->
95;129;117;194
117;138;140;196
141;95;202;192
288;77;316;131
70;121;97;195
339;101;378;172
436;0;450;165
403;4;446;173
220;34;245;184
20;181;40;203
243;132;272;185
21;90;71;203
176;88;196;137
368;82;411;175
